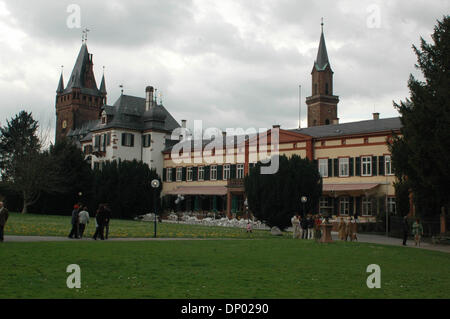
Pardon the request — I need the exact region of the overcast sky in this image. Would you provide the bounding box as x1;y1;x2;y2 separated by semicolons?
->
0;0;448;140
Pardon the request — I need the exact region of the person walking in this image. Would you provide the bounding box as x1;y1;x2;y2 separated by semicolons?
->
291;214;300;239
301;215;308;239
314;214;322;242
103;203;112;240
93;204;105;240
402;216;409;246
351;216;358;241
412;219;424;247
78;206;90;239
307;214;314;240
346;217;354;241
338;217;346;241
0;202;9;242
68;204;80;239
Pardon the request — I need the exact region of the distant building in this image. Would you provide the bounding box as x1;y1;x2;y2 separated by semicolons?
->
56;24;403;220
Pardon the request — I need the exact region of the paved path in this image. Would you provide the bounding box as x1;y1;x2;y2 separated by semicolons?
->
3;236;235;242
330;232;450;254
3;234;450;253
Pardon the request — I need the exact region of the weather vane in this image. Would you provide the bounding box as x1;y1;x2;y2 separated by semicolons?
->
321;17;324;32
119;84;124;95
82;28;90;43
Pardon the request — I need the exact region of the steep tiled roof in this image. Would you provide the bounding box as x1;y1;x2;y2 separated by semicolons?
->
289;117;402;138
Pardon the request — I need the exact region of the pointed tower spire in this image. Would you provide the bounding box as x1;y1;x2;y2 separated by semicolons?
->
56;67;64;93
315;18;330;71
100;67;107;94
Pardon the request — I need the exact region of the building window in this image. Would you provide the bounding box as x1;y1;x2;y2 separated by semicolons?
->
362;197;372;216
211;165;217;181
166;168;172;182
101;134;107;152
361;156;372;176
325;83;329;95
387;197;396;215
318;159;328;177
385;155;393;175
101;114;107;124
237;164;244;179
94;135;100;152
143;134;152;148
121;133;134;147
364;137;369;144
319;197;329;215
340;197;350;215
339;158;349;177
198;166;204;181
342;139;346;145
223;164;230;180
187;167;193;182
176;167;182;182
314;83;318;95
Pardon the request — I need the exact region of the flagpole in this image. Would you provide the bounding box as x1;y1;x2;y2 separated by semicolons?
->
299;85;302;129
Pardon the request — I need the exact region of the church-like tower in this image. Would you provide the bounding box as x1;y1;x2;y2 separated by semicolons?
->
55;42;107;142
306;21;339;127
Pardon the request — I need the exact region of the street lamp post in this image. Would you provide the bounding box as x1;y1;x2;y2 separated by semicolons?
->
244;199;249;221
301;196;308;217
151;179;160;238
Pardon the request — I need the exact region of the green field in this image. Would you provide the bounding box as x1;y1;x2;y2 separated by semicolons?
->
4;212;283;239
1;239;449;299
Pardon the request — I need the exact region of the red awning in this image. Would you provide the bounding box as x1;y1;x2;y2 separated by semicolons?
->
323;183;380;192
164;186;228;196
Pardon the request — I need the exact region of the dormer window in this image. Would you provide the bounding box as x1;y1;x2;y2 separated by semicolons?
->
101;111;107;125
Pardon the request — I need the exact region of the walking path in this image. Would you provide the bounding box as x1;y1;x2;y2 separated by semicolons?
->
4;233;450;253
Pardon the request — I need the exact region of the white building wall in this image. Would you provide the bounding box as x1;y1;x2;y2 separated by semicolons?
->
142;131;166;178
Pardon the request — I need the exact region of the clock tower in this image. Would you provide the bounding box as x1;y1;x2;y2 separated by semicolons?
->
55;42;107;142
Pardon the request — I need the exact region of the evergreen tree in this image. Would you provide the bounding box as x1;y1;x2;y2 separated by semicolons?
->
0;111;67;213
389;16;450;217
91;160;161;219
245;154;322;230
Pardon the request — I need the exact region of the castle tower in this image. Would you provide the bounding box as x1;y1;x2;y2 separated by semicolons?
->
55;43;107;141
306;21;339;127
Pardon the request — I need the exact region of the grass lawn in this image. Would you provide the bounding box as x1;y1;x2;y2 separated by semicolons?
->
4;212;283;239
0;239;449;299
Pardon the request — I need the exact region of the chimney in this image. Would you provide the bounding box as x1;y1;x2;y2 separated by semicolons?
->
145;86;154;111
332;118;340;125
181;120;187;128
272;124;280;129
373;112;380;120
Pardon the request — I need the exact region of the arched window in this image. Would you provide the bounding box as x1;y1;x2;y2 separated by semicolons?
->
325;83;329;95
325;119;330;125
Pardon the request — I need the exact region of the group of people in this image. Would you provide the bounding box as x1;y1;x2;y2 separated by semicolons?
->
337;217;359;241
68;203;112;240
291;214;324;241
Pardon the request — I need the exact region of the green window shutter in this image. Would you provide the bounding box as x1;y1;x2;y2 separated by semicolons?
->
378;156;385;175
231;164;237;179
349;157;354;176
204;166;210;181
355;197;362;216
107;133;111;146
162;168;167;182
121;133;126;146
355;157;361;176
193;167;198;181
333;159;338;177
182;167;187;181
328;159;333;177
349;197;354;216
217;165;223;180
372;156;378;176
130;134;135;147
171;168;176;180
333;197;339;215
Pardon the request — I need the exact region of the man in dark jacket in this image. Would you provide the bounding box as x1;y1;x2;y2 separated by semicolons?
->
93;205;106;240
402;216;409;246
68;205;80;239
301;215;308;239
103;203;112;240
0;202;9;242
